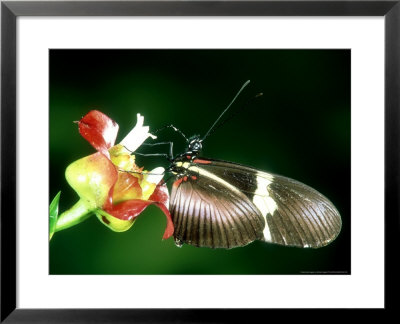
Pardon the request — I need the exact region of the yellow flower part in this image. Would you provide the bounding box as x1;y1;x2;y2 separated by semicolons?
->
140;177;157;200
65;152;118;210
96;210;136;232
109;144;136;171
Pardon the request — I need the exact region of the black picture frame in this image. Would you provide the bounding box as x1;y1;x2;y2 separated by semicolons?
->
1;0;398;322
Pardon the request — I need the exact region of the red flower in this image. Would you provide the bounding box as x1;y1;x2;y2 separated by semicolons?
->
59;110;173;239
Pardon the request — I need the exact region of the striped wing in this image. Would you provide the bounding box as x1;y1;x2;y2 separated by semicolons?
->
194;159;342;248
170;173;265;249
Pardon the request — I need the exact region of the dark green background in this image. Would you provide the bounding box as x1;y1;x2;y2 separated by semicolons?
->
50;49;350;274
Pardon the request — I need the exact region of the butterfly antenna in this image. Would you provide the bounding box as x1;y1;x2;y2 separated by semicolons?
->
201;80;251;142
206;92;263;138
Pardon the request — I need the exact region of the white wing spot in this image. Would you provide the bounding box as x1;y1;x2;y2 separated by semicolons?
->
252;175;277;242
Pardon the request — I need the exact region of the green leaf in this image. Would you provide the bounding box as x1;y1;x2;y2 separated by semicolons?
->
49;191;61;240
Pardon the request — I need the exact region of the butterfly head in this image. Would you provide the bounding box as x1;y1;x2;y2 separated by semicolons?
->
187;135;203;155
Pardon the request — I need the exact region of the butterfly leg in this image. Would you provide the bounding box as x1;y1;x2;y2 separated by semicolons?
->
133;151;172;161
153;124;189;143
141;141;174;160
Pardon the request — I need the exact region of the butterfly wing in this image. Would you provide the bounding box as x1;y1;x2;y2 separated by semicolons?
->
192;158;342;248
170;171;265;249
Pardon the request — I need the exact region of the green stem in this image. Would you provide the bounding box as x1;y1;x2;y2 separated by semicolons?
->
55;199;94;232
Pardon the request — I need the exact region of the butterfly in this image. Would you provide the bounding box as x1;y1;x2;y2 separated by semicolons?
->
146;81;342;249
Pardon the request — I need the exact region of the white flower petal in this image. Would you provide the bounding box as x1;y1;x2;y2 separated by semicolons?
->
119;113;157;152
144;167;165;185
